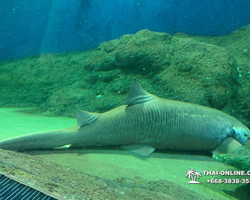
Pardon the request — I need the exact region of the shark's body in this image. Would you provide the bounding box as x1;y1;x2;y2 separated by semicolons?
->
0;79;249;155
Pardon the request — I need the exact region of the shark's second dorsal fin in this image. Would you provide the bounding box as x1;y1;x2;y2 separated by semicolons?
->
125;79;154;106
76;110;100;129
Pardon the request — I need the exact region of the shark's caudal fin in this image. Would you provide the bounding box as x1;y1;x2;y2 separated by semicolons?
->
76;110;101;129
125;79;155;106
0;128;78;151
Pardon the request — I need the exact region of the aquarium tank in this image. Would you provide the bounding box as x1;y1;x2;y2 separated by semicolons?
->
0;0;250;199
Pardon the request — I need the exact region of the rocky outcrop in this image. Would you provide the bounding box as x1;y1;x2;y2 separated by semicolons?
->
0;29;247;123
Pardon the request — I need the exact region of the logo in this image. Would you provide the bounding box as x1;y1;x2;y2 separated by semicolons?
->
186;169;202;184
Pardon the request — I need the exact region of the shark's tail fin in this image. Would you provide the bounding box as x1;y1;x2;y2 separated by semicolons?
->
0;127;77;151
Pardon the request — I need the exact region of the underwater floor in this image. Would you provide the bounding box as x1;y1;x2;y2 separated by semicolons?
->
0;108;249;199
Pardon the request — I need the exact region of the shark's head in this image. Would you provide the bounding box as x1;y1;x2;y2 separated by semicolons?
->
232;125;250;145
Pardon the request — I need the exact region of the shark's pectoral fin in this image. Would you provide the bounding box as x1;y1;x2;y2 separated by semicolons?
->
212;137;242;155
76;110;101;129
125;79;155;106
121;144;155;156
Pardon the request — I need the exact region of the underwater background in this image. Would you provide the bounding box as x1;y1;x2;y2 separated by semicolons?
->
0;1;250;199
1;0;250;60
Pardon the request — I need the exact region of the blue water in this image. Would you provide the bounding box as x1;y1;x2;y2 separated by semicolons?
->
0;0;250;60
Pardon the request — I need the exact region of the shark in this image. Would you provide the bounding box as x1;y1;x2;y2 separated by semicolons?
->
0;79;249;155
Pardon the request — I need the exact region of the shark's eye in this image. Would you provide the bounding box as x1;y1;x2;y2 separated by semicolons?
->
244;133;248;137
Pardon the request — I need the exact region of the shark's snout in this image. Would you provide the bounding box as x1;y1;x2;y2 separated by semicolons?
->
232;127;249;145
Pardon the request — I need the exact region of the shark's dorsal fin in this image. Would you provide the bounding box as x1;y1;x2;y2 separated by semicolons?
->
76;110;100;129
125;79;154;106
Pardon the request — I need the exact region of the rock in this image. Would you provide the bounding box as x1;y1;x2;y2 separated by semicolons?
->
0;28;246;122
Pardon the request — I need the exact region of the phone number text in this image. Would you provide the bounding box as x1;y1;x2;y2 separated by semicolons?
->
207;179;250;184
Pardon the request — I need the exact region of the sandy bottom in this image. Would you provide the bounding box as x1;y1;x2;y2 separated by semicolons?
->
0;108;247;199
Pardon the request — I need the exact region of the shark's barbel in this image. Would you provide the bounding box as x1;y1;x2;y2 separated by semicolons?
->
0;79;249;155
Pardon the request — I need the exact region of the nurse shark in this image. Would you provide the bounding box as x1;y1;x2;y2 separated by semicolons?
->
0;79;249;155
